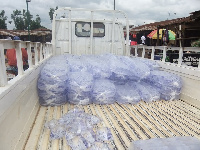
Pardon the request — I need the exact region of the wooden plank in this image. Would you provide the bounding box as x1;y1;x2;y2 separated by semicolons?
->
139;101;181;137
24;107;47;150
24;100;200;150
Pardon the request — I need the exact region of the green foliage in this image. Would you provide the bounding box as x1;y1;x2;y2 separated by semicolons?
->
191;39;200;47
0;10;7;29
30;14;41;30
11;9;41;30
49;6;58;22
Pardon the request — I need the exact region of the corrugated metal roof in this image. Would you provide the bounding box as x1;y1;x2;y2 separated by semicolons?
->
0;28;52;36
131;17;190;32
130;10;200;32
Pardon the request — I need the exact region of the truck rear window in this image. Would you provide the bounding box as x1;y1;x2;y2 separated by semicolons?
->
75;22;105;37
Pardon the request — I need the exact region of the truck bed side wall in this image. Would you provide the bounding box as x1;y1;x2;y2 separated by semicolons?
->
158;61;200;109
0;63;47;150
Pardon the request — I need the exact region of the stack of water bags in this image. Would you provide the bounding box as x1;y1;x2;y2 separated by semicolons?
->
37;53;182;106
37;55;69;106
45;107;113;150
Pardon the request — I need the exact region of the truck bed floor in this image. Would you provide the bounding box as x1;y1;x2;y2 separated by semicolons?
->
24;100;200;150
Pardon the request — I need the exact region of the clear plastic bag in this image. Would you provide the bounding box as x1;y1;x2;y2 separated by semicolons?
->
66;55;88;72
89;142;111;150
145;70;182;100
67;136;89;150
45;119;66;139
118;56;151;81
81;130;96;144
92;79;116;104
134;57;160;71
45;107;113;149
82;55;112;79
50;125;66;139
115;84;141;104
38;57;69;106
67;71;93;93
103;54;134;81
38;54;182;104
128;136;200;150
67;71;94;104
129;81;160;102
96;127;113;142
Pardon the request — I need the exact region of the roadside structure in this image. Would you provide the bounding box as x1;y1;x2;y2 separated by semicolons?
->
130;10;200;47
0;28;52;42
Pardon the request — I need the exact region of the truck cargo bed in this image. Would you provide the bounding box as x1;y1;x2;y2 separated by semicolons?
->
25;100;200;150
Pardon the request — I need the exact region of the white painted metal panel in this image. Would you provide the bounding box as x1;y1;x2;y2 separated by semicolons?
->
0;63;46;150
55;20;70;55
0;40;52;149
55;20;69;41
0;41;7;86
52;8;129;56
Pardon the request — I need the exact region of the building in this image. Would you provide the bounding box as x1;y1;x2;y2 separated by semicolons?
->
0;28;52;43
130;10;200;47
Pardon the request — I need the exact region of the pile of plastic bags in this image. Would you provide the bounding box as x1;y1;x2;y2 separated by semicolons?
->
37;56;69;106
45;107;113;150
128;136;200;150
37;53;182;106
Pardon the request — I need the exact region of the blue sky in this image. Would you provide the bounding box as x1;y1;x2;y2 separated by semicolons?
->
2;0;200;29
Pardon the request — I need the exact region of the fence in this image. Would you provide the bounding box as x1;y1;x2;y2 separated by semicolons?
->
131;45;200;68
0;40;52;87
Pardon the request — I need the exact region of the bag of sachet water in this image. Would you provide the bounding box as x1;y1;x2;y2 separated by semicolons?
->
118;56;151;81
89;142;112;150
146;70;182;89
134;57;160;71
139;82;160;101
128;81;159;102
45;119;66;139
82;55;111;79
65;130;77;141
50;125;66;139
115;84;141;104
160;93;180;101
96;127;113;142
145;70;182;100
66;55;88;72
128;136;200;150
38;62;69;106
67;91;92;105
67;71;93;104
92;79;116;104
85;114;102;126
67;136;89;150
47;55;68;65
103;54;134;81
67;71;93;93
68;118;92;134
81;130;96;144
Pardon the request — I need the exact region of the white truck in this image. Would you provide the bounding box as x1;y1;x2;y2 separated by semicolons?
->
0;8;199;150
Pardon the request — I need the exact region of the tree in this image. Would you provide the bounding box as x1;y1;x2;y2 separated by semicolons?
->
49;6;58;22
11;9;42;30
11;9;26;30
30;14;41;30
0;10;7;29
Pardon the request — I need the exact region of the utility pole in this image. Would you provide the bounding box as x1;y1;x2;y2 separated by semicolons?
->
26;0;31;41
114;0;115;10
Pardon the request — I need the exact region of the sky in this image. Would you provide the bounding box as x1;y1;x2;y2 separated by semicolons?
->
2;0;200;30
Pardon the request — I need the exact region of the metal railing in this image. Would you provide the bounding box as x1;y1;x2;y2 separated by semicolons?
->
130;45;200;69
0;39;52;87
